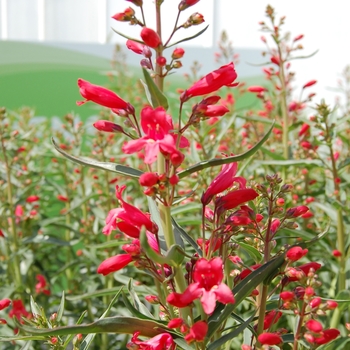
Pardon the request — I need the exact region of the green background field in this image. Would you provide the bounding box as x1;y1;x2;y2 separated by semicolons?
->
0;41;261;119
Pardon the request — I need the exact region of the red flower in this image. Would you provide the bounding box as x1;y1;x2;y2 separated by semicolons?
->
93;120;123;133
184;321;208;343
303;80;317;89
97;254;133;276
263;310;282;330
237;264;262;280
57;194;69;202
286;247;308;261
179;0;200;11
140;27;161;48
298;123;310;137
0;299;11;311
128;331;174;350
248;86;266;93
312;329;340;345
26;195;40;203
286;205;309;218
77;79;129;111
216;188;259;212
280;291;295;301
139;172;159;187
102;185;158;237
172;47;185;59
35;275;50;295
167;257;234;314
181;62;238;102
122;106;189;164
258;333;282;346
305;319;323;333
299;262;321;275
201;162;238;206
126;39;148;55
332;249;342;257
9;299;30;320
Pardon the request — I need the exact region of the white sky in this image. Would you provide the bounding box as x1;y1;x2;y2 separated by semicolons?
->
111;0;350;104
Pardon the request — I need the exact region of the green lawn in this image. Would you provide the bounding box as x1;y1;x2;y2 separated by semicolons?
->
0;41;262;119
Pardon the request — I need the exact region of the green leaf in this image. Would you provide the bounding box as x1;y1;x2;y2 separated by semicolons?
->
174;338;195;350
66;287;123;301
167;25;209;48
282;333;295;343
140;229;185;267
52;138;143;178
57;292;65;323
15;317;168;338
207;253;286;338
171;217;202;256
207;314;255;350
29;296;41;317
141;68;169;109
260;146;286;160
338;157;350;170
253;159;323;167
78;289;122;350
178;121;274;179
127;280;154;319
235;241;262;261
111;28;144;44
22;234;80;246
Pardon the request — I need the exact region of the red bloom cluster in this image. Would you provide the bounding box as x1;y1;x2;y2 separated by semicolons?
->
167;257;234;314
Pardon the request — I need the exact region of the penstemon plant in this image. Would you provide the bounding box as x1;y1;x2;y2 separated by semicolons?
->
1;1;348;350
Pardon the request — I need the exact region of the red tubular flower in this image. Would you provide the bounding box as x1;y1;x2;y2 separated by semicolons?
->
97;254;133;276
26;195;40;203
0;299;11;310
237;264;261;280
93;120;124;133
128;331;174;350
184;321;208;343
167;257;234;314
326;300;338;310
216;188;259;212
102;185;158;237
179;0;200;11
181;62;238;102
247;86;266;93
313;329;340;345
286;205;309;218
126;39;147;55
35;275;50;295
167;318;184;329
139;172;159;187
140;27;161;48
9;299;30;320
306;319;323;333
309;297;322;308
298;123;310;137
286;247;308;261
57;194;69;202
280;291;295;301
270;55;280;65
303;80;317;89
299;262;322;275
201;162;238;206
263;310;282;330
122;106;189;164
77;79;129;111
258;333;282;346
172;47;185;59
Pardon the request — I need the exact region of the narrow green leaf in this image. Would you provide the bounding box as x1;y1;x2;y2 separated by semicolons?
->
52;138;143;178
141;68;169;109
66;287;123;301
167;25;209;48
78;290;122;350
127;280;154;319
171;217;202;256
57;292;65;323
29;296;41;317
207;253;286;338
22;235;80;246
140;229;185;267
122;291;155;321
338;157;350;170
111;28;144;44
235;241;262;261
174;338;195;350
178;121;274;179
282;333;295;343
254;159;323;167
207;314;255;350
16;317;168;338
20;341;32;350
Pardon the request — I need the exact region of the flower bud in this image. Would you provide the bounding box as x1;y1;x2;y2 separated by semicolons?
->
178;0;200;11
140;27;161;48
156;56;167;66
172;47;185;59
173;61;182;69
